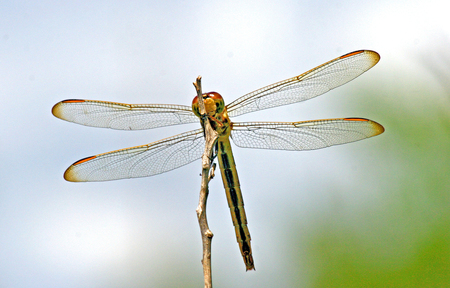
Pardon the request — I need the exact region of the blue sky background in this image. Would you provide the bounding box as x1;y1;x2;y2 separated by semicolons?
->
2;1;450;287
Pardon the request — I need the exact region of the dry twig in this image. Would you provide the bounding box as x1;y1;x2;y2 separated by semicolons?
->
194;76;218;288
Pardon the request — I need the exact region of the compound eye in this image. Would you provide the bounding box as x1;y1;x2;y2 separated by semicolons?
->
206;92;223;101
192;92;225;116
192;95;199;106
191;96;201;117
206;92;225;114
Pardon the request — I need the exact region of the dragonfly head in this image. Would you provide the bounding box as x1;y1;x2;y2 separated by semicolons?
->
192;92;225;117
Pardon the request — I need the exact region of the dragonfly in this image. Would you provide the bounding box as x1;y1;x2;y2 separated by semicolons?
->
52;50;384;271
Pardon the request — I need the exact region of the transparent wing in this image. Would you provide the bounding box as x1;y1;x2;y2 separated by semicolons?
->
64;128;205;182
52;99;199;130
226;50;380;118
230;118;384;151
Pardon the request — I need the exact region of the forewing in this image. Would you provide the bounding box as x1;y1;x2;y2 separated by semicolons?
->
226;50;380;117
64;129;205;182
52;99;199;130
230;118;384;151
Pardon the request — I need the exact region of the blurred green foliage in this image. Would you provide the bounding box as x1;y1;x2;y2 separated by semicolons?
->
289;57;450;287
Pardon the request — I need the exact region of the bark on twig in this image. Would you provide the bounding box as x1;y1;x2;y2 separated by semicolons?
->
194;76;218;288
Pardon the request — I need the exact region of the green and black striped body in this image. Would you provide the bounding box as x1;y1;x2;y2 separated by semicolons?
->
217;135;254;270
192;92;254;270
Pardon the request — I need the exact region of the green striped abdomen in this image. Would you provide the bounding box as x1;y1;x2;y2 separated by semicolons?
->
217;137;254;271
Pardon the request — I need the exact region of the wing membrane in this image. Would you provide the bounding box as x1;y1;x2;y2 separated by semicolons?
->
52;99;198;130
64;129;205;181
226;50;380;117
230;118;384;151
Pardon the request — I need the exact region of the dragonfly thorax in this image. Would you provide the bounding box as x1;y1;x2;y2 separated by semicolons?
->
192;92;225;118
